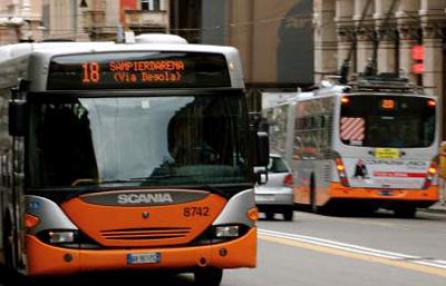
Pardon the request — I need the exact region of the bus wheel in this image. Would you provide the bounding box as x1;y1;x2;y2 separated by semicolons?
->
265;212;275;220
195;268;223;286
283;209;294;221
310;175;318;213
394;207;417;218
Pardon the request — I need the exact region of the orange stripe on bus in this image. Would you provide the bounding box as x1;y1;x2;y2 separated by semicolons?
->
329;182;439;201
294;183;439;206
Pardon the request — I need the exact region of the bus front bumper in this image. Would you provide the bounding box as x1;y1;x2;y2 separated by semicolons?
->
26;227;257;276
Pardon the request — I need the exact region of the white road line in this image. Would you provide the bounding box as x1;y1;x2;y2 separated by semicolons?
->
259;229;446;270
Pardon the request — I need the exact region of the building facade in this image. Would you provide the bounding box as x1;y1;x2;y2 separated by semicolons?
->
0;0;43;44
43;0;169;41
314;0;446;136
170;0;314;109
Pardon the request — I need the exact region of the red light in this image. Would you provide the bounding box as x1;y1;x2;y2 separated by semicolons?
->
427;99;436;107
381;99;395;110
335;158;349;186
428;167;437;175
411;45;424;61
283;174;294;187
423;161;438;189
341;97;350;104
411;63;424;74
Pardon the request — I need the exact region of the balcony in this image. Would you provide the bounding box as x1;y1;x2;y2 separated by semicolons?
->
124;10;169;31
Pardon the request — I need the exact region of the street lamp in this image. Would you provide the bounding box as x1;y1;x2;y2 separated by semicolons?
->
80;0;88;8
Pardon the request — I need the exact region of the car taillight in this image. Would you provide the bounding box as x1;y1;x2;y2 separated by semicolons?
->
283;174;294;186
423;161;437;189
336;158;349;186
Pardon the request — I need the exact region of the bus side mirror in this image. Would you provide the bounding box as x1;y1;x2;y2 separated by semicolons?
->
9;100;27;137
256;131;270;167
255;169;268;185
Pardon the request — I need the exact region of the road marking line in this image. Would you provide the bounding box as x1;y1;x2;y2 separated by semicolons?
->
260;229;416;259
294;212;396;227
258;229;446;277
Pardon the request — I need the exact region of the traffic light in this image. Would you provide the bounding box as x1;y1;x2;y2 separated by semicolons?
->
411;45;424;75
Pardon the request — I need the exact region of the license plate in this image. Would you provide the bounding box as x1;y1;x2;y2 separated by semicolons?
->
127;253;161;265
256;195;275;202
375;148;400;159
379;190;394;196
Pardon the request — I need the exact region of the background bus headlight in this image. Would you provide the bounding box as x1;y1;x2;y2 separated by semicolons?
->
48;231;76;244
215;226;240;238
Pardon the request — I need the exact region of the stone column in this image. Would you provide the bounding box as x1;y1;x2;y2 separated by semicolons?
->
376;35;397;73
355;27;374;73
420;0;446;140
353;0;374;73
335;0;354;73
419;0;445;97
314;0;337;83
374;0;398;73
20;0;32;19
19;0;32;41
422;25;443;96
396;0;421;83
336;27;354;72
78;0;91;41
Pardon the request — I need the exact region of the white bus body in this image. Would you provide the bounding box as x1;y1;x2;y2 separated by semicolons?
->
264;80;440;216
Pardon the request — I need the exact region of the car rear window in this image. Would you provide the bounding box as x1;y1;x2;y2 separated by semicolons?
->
269;157;289;173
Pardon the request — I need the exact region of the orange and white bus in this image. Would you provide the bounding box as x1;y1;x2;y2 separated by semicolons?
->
264;75;440;217
0;35;267;285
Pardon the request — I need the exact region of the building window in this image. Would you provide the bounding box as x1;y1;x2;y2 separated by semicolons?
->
141;0;161;11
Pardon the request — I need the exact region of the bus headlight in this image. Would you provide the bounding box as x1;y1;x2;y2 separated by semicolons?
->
215;226;240;238
48;231;76;244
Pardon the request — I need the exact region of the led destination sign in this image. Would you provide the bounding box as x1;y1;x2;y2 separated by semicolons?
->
47;52;231;90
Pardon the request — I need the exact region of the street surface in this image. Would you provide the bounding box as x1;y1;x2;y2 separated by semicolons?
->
225;210;446;286
1;210;445;286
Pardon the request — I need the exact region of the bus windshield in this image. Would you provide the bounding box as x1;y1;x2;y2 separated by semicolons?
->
27;93;250;188
340;95;436;148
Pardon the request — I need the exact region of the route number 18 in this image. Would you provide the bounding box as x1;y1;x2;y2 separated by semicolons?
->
82;62;100;83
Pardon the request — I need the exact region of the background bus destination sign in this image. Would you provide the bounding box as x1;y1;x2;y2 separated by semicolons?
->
47;52;231;90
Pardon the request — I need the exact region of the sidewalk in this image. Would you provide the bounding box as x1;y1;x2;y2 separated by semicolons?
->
424;201;446;214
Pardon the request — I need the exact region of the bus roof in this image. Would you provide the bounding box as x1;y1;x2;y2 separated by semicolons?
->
0;41;244;91
309;74;434;99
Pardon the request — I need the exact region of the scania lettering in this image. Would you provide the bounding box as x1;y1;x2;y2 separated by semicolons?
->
0;35;268;286
117;193;174;205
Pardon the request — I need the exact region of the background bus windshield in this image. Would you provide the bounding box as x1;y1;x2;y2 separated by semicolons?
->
340;95;436;148
27;94;250;188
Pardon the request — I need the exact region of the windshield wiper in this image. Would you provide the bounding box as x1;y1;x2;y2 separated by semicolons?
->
130;174;200;181
130;176;230;197
64;179;141;200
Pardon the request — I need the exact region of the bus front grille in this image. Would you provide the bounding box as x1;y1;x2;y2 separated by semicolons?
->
100;227;191;241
